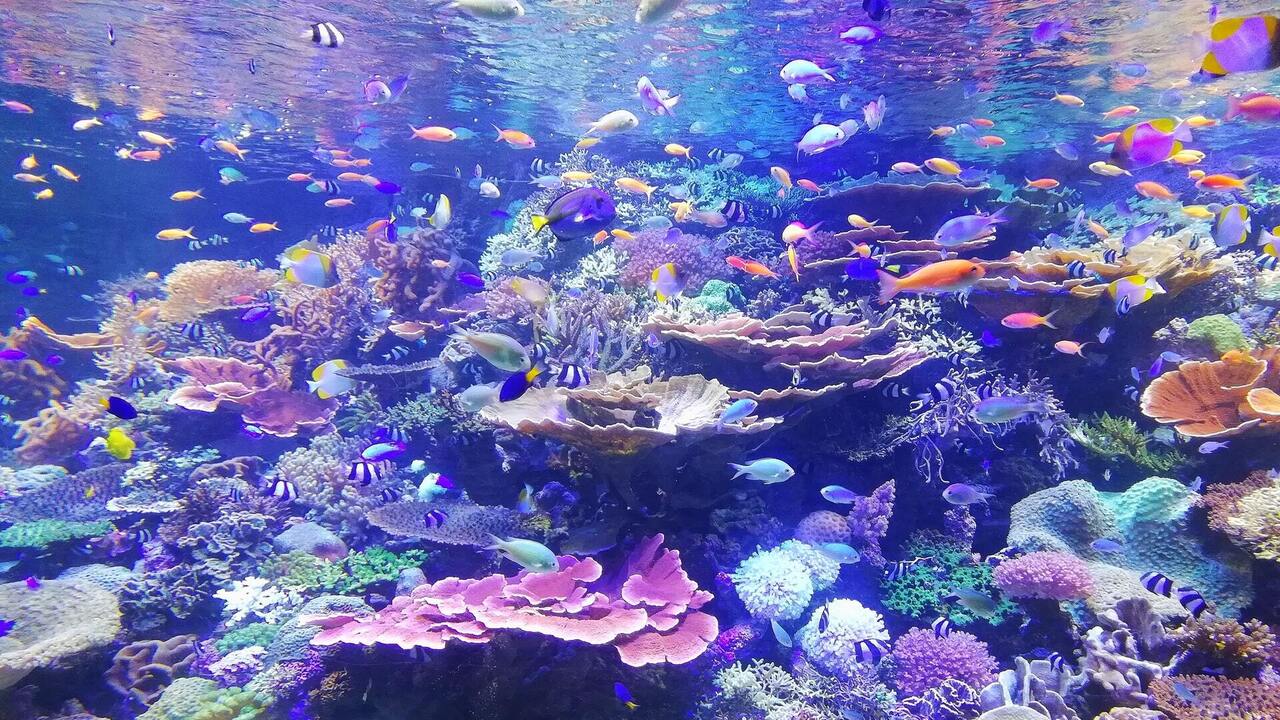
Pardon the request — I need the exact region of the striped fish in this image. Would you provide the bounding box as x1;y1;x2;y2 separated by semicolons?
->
721;200;748;224
1140;571;1176;597
1257;254;1279;270
305;21;344;48
226;487;245;503
1103;248;1121;264
884;557;928;581
910;378;958;410
881;382;911;399
530;158;550;175
853;639;890;664
1066;260;1089;279
348;460;383;486
380;487;401;503
817;605;829;633
179;322;206;341
1175;586;1209;618
813;310;853;329
931;617;953;639
556;363;590;389
268;479;298;501
383;345;410;361
1047;652;1067;672
423;509;448;528
129;528;154;544
707;148;725;162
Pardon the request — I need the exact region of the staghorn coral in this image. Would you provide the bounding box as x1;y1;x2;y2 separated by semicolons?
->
1070;414;1189;474
705;659;895;720
881;531;1019;627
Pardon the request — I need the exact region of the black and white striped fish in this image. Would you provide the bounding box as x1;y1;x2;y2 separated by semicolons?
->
247;258;265;269
1140;571;1176;597
853;639;890;664
881;382;912;399
946;351;978;368
975;380;996;399
721;200;748;224
349;460;383;486
1257;254;1279;271
226;487;245;503
318;224;338;239
313;179;341;195
762;205;784;220
304;21;344;48
423;509;448;529
530;338;554;364
712;168;733;184
884;557;928;581
817;605;829;633
1066;260;1089;279
1187;235;1201;252
374;426;410;444
1102;248;1121;264
931;617;953;639
383;345;410;361
707;148;726;162
179;322;206;341
910;378;958;410
529;158;550;175
1047;652;1067;672
813;310;853;329
1116;295;1133;317
1175;587;1209;618
129;527;154;544
268;479;298;501
129;373;148;390
556;363;589;389
380;487;401;503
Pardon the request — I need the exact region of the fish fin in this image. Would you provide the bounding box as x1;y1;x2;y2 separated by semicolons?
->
728;463;747;479
484;533;506;550
1043;308;1060;329
531;215;549;234
492;124;504;141
1241;172;1259;186
875;268;901;304
306;379;320;392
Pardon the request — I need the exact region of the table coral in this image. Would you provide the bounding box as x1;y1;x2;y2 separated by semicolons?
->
0;579;122;689
0;519;113;548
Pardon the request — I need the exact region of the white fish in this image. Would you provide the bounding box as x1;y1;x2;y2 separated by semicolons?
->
729;458;795;484
308;359;356;399
457;383;500;411
586;110;639;135
479;181;500;198
429;194;452;229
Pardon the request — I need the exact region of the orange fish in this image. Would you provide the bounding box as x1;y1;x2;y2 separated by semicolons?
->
1025;178;1060;189
592;230;609;245
1188;169;1206;180
876;259;985;303
410;125;457;142
494;126;535;149
796;179;821;192
1102;105;1140;120
1087;220;1109;239
726;256;779;278
1196;173;1254;191
337;172;369;182
971;118;995;128
1134;181;1177;200
1094;132;1121;144
287;172;313;182
1185;115;1218;128
929;126;956;137
1054;340;1090;356
1001;309;1058;329
130;149;161;161
976;135;1006;148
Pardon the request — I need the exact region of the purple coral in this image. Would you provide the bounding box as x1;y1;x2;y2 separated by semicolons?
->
614;227;730;294
795;510;852;545
891;628;998;697
847;479;894;566
992;550;1093;601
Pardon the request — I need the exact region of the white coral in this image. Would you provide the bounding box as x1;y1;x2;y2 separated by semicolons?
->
214;577;300;626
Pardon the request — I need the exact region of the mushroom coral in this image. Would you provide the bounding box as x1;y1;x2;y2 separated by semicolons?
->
1140;347;1280;439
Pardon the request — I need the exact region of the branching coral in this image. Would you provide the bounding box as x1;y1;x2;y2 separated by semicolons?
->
273;434;380;544
881;531;1019;627
1148;675;1280;720
704;660;895;720
1070;413;1189;474
157;260;277;324
1171;617;1275;677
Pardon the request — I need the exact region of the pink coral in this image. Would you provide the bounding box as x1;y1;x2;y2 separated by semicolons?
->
794;511;852;545
890;627;998;697
164;356;334;437
304;534;717;667
993;550;1094;601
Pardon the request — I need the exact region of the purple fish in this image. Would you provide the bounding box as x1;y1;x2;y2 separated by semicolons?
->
20;286;40;297
5;271;31;284
240;305;271;322
1031;20;1066;45
24;577;39;590
1053;142;1080;160
844;257;880;281
1198;441;1229;454
980;329;1002;348
490;209;511;219
1115;62;1147;77
374;180;402;195
1148;356;1164;378
43;354;63;366
457;272;485;289
1122;219;1160;248
14;306;28;321
0;348;28;361
0;619;13;637
361;441;407;462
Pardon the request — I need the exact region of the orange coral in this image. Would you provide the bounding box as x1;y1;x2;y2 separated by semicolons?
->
13;400;95;464
0;326;65;418
157;260;277;323
1140;347;1280;438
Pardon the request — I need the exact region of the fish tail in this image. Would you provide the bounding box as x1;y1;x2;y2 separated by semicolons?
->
875;268;901;304
1241;172;1259;186
484;533;505;550
492;124;504;141
531;215;549;234
1225;95;1241;122
625;702;639;711
728;463;748;479
1043;308;1060;329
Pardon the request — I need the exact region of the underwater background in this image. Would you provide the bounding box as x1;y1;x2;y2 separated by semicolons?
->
1;0;1280;718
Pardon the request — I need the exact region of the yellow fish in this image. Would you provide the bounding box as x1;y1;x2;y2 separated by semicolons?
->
216;140;247;160
669;200;693;221
19;154;37;170
611;229;635;241
1051;91;1085;107
13;173;46;183
1088;161;1131;177
33;188;53;200
170;189;204;201
52;164;79;181
574;137;602;150
136;108;166;121
1168;149;1205;165
664;143;693;160
250;222;281;233
1181;205;1216;219
560;171;594;183
85;486;96;499
924;157;963;175
137;130;176;148
105;427;135;461
848;214;877;229
614;177;655;201
156;227;196;241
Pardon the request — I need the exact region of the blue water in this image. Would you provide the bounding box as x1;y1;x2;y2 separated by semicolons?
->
1;0;1279;718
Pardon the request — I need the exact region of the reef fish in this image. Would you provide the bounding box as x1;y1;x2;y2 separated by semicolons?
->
486;535;558;573
1109;118;1191;170
531;187;617;240
1197;14;1280;78
974;396;1045;423
876;260;986;303
729;458;795;484
454;331;531;372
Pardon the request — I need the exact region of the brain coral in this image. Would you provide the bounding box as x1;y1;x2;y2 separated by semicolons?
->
993;551;1094;601
794;510;852;545
796;598;889;678
1007;478;1252;618
0;579;122;689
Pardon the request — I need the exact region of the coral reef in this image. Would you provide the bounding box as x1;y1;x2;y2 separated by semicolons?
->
891;628;1000;697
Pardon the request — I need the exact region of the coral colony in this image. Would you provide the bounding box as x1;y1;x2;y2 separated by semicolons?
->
3;1;1280;720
